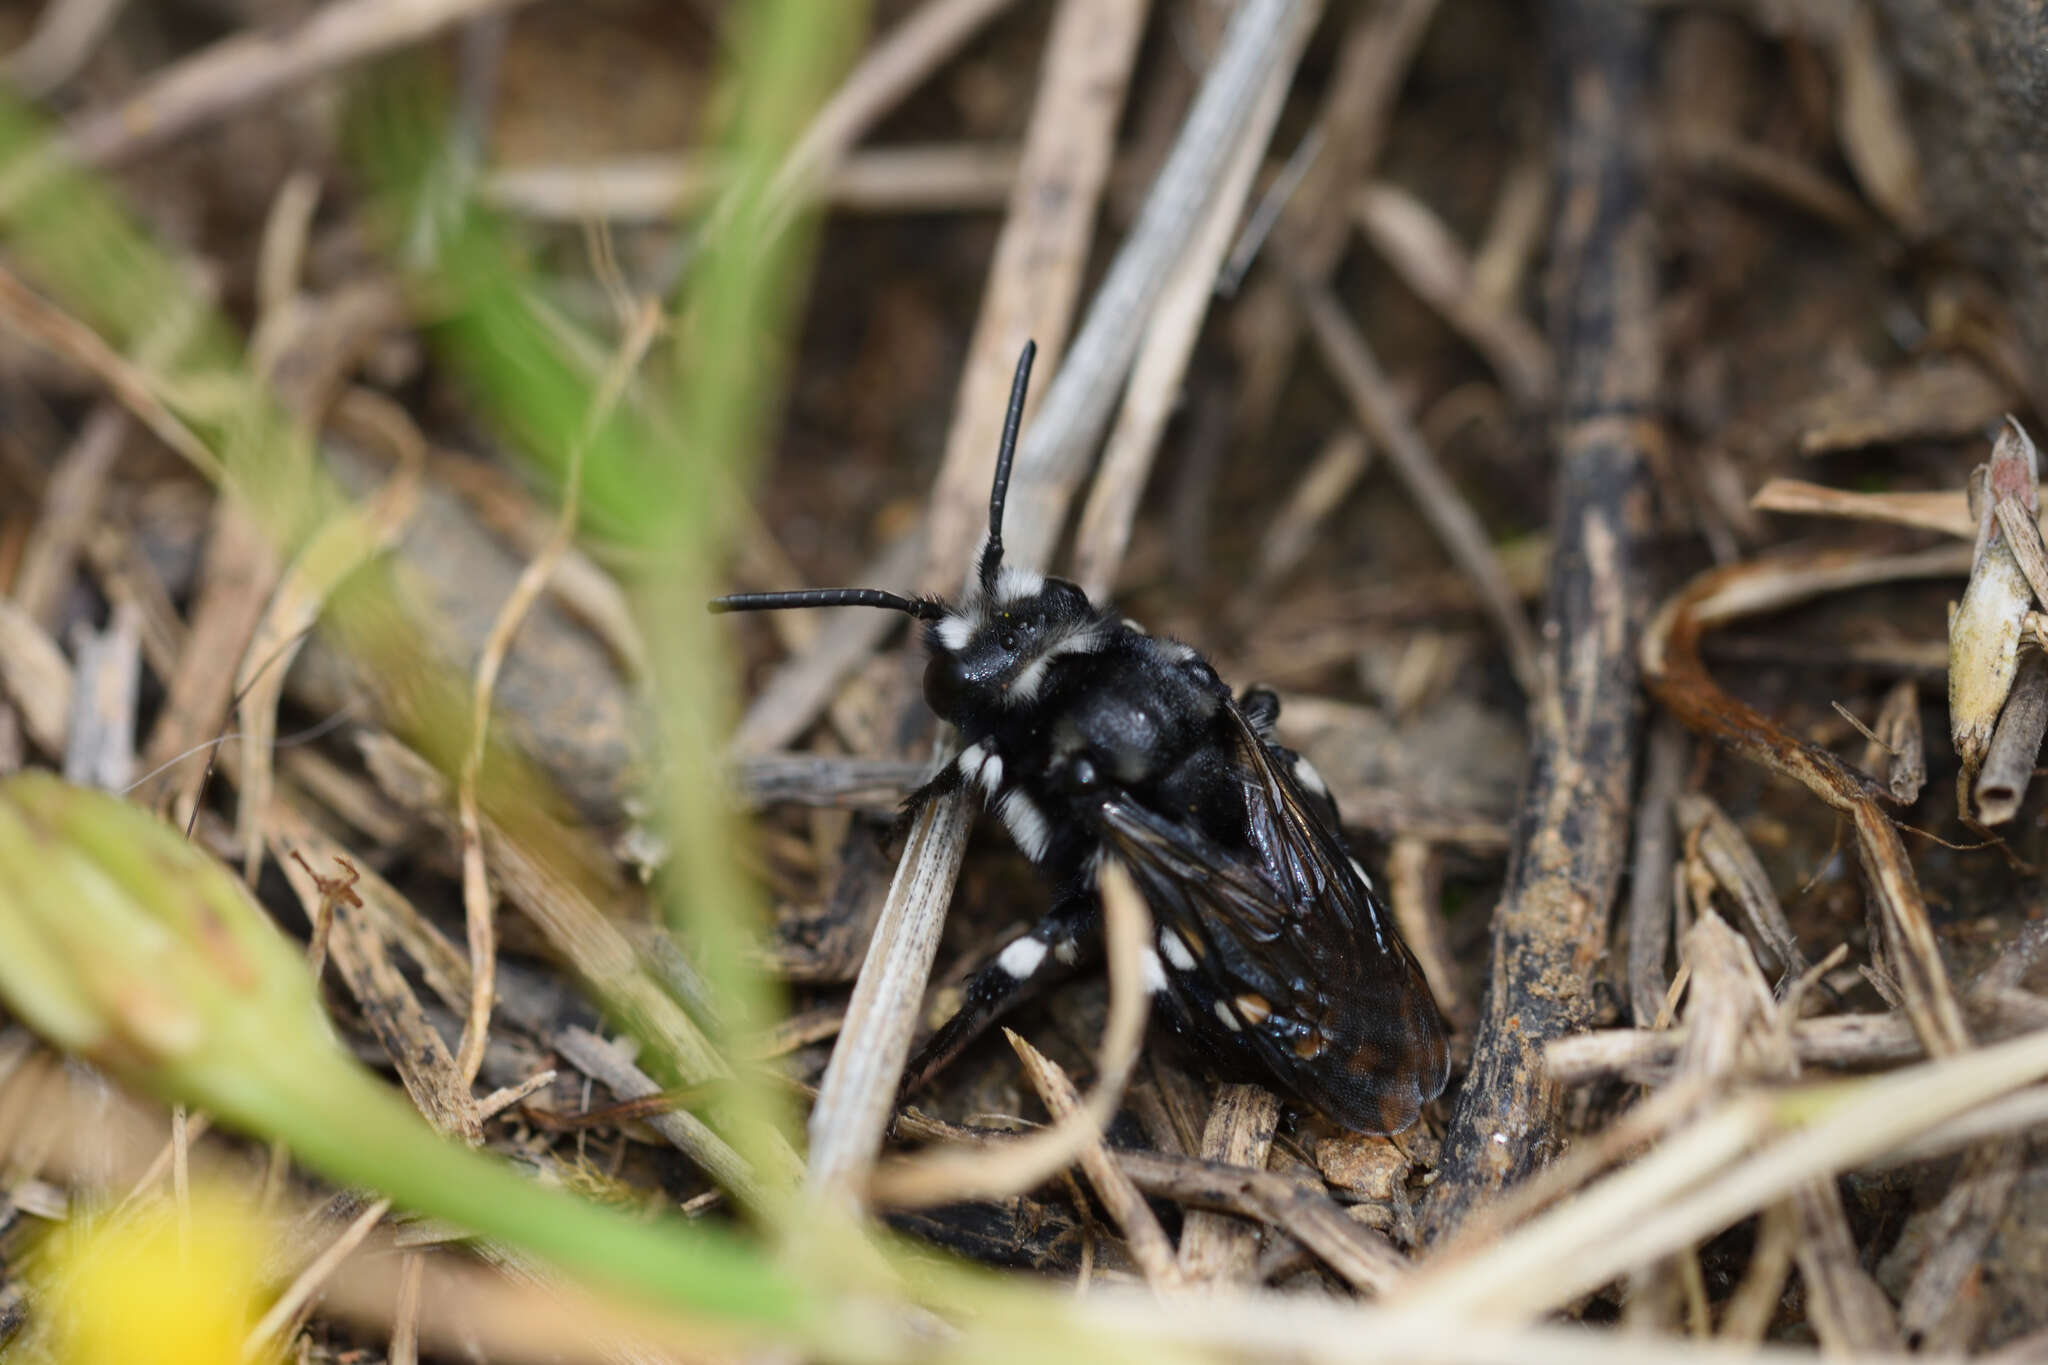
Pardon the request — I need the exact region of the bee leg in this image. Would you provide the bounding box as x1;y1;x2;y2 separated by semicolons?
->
886;758;967;848
897;893;1101;1100
1239;685;1281;733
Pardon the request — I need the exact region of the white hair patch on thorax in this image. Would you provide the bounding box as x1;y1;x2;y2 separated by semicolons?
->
935;614;975;650
998;790;1051;862
997;935;1048;979
1008;654;1051;705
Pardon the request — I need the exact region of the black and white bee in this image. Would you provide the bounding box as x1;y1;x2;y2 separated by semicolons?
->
713;343;1449;1134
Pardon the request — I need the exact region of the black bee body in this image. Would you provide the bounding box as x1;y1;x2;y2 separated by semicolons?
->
714;343;1449;1134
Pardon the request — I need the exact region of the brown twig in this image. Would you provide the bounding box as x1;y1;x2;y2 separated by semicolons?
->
487;144;1024;221
1641;550;1972;1059
1009;1032;1184;1291
1296;280;1542;696
1421;0;1657;1243
1351;181;1555;406
61;0;543;167
891;1107;1409;1294
1176;1084;1281;1285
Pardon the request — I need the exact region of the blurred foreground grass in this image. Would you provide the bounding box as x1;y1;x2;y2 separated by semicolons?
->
0;1;996;1356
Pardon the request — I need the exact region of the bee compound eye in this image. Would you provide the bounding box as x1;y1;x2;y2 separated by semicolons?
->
999;630;1019;651
922;651;968;721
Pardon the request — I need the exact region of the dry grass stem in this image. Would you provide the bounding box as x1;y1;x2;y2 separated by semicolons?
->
867;860;1150;1209
1750;478;1981;538
1675;793;1811;985
1867;677;1925;803
1627;718;1687;1023
727;531;923;756
1974;650;2048;824
1175;1083;1281;1285
1;0;126;97
758;0;1022;232
1252;426;1372;587
0;264;225;483
349;734;807;1195
62;600;140;790
246;1196;393;1356
1664;125;1878;238
1010;1032;1184;1291
455;298;660;1086
10;403;125;626
1297;280;1539;694
1644;550;1972;1056
1351;182;1554;405
62;0;542;167
1232;0;1442;434
234;441;423;877
487;144;1023;221
995;0;1318;571
139;502;278;820
0;599;73;757
1069;0;1318;598
549;1026;775;1217
804;780;971;1199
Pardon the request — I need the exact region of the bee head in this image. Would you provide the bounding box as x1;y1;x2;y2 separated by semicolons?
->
921;568;1103;722
709;341;1058;718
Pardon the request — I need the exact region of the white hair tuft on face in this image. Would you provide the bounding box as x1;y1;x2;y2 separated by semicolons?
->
935;614;974;650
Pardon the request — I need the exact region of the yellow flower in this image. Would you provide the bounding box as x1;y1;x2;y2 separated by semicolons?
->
40;1188;277;1365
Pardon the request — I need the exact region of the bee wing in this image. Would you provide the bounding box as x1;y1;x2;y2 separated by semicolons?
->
1095;705;1449;1134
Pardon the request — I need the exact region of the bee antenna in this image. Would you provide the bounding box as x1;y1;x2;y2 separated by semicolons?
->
708;589;945;620
977;339;1037;595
